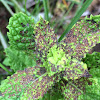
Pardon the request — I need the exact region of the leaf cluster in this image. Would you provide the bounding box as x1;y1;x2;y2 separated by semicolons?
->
82;52;100;69
0;12;100;100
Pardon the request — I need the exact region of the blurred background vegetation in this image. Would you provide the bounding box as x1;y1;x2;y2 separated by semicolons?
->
0;0;100;84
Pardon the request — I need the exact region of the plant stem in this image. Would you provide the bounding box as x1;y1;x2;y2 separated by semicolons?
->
0;0;14;16
0;63;13;75
36;0;40;15
43;0;49;21
58;0;93;42
11;0;22;12
25;0;27;14
0;31;8;49
55;2;74;29
11;0;32;16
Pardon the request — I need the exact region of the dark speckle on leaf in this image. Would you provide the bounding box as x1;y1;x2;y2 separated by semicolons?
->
21;23;25;27
40;67;46;74
86;19;97;23
33;74;35;77
83;70;92;78
16;40;19;42
32;39;35;42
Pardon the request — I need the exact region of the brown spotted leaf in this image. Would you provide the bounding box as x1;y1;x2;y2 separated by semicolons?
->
56;78;88;100
55;15;100;99
0;66;61;100
59;15;100;61
34;18;57;63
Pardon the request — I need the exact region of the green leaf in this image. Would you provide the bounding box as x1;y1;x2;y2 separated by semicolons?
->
3;47;36;72
82;52;100;69
7;12;35;51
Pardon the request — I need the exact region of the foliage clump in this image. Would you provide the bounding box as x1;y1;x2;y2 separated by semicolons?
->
0;12;100;100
